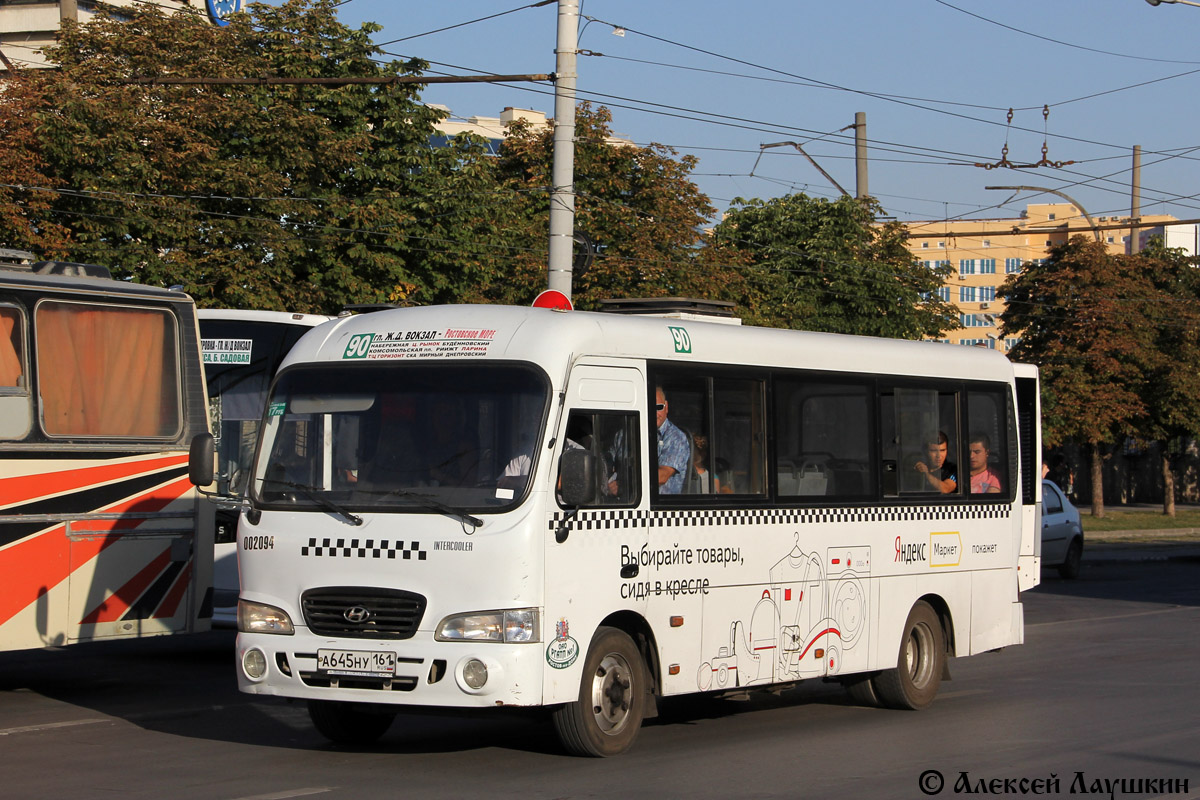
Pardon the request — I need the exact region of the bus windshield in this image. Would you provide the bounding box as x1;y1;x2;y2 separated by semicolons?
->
252;362;549;513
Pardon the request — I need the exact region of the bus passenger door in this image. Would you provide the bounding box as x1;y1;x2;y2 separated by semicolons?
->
543;364;647;702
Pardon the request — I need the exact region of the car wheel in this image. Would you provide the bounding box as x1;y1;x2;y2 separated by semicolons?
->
1058;537;1083;580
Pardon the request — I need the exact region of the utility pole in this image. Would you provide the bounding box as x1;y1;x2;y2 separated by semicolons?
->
854;112;868;200
1130;145;1142;255
547;0;578;298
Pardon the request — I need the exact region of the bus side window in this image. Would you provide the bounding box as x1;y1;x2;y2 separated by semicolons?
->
36;301;181;438
0;304;30;439
882;387;961;497
966;389;1009;497
775;377;873;499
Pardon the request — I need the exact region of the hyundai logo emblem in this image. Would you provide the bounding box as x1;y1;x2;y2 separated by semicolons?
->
343;606;371;624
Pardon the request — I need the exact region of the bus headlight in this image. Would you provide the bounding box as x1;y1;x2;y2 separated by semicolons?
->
435;609;540;643
238;599;294;635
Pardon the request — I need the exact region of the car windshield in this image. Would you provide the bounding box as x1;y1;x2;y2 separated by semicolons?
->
252;362;549;513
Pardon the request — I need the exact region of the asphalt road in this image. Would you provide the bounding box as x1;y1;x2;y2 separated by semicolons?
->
2;553;1197;800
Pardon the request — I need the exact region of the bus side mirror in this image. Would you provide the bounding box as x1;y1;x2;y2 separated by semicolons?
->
558;448;597;507
189;432;215;487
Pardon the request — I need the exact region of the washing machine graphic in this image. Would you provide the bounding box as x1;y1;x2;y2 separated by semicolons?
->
824;545;871;675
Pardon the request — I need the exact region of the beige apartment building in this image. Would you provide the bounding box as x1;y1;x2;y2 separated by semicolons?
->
0;0;224;71
902;203;1188;352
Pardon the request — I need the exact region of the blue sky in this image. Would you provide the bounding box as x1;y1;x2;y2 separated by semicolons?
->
314;0;1200;226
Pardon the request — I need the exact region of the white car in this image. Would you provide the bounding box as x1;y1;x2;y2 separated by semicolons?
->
1041;479;1084;579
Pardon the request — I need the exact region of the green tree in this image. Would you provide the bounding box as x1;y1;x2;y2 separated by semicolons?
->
710;193;957;336
0;76;71;257
19;0;497;313
487;103;750;309
1000;236;1167;517
1132;239;1200;516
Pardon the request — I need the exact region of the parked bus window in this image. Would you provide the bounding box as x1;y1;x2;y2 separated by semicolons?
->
774;377;873;499
0;305;23;388
36;301;180;438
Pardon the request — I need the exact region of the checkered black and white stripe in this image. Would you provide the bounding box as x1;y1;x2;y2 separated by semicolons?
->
549;504;1011;531
301;537;427;561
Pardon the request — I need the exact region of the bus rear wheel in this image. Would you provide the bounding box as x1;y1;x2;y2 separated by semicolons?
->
307;699;396;745
552;626;646;757
871;601;944;710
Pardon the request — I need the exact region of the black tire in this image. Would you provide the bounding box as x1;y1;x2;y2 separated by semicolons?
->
1058;537;1083;580
307;699;396;745
552;626;646;757
871;601;944;710
843;673;882;707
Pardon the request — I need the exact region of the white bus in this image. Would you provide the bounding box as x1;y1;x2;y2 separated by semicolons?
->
198;309;336;624
1;259;213;652
218;303;1041;756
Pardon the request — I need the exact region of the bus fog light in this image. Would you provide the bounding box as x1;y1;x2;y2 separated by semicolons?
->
243;648;268;680
462;658;488;689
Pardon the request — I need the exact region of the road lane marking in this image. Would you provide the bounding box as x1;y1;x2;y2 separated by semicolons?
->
0;718;109;736
227;790;334;800
1028;605;1197;628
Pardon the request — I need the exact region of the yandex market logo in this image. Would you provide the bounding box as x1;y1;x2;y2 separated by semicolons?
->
895;536;927;565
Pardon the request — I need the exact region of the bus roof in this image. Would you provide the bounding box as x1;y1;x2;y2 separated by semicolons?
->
197;309;337;327
0;266;195;304
280;304;1015;384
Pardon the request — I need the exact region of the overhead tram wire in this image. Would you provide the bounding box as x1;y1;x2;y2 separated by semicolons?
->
570;17;1155;155
389;55;1003;166
580;50;1200;115
401;58;1200;221
931;0;1200;66
370;1;554;48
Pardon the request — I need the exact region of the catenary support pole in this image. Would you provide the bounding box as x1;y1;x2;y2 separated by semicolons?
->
548;0;579;298
855;112;868;200
1130;145;1142;255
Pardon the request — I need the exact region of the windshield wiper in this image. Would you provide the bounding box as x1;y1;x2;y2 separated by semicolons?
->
360;485;483;529
257;478;363;526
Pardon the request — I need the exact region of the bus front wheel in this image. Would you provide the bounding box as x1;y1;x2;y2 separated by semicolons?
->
871;601;944;710
552;626;646;757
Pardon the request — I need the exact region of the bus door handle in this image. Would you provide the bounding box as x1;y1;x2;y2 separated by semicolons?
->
621;563;639;579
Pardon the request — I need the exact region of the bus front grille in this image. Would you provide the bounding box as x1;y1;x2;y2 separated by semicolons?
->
301;587;426;639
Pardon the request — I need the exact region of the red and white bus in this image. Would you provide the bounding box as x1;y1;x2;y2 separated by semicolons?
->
0;259;213;652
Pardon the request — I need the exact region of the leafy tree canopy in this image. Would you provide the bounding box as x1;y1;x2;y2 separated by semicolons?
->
483;103;750;310
1000;235;1165;448
13;0;493;313
710;193;957;336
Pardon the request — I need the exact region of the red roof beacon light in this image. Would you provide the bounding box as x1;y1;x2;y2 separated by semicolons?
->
532;290;573;311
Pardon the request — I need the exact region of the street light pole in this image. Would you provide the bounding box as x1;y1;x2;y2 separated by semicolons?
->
1145;0;1200;8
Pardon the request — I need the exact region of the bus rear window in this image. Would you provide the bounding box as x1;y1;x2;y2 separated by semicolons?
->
36;301;181;438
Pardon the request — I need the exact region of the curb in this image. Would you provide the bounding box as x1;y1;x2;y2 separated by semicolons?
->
1082;541;1200;563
